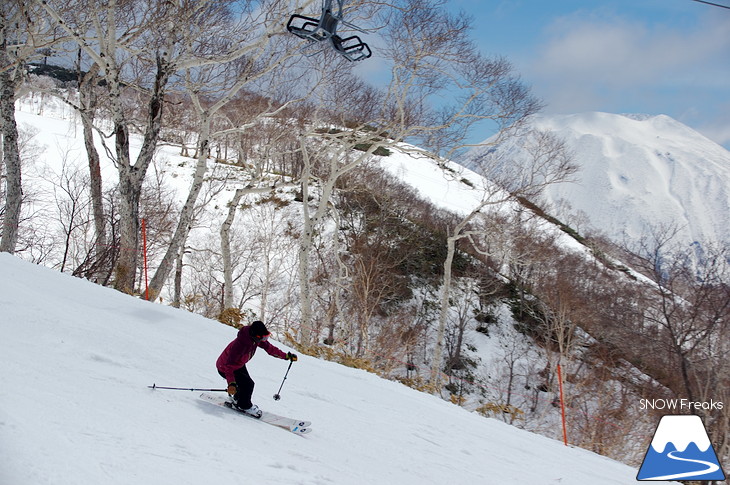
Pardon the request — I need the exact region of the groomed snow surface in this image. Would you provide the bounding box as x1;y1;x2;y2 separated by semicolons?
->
0;254;665;484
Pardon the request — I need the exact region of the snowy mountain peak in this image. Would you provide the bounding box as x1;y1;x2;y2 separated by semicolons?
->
466;111;730;248
618;113;655;122
650;415;712;453
538;112;704;142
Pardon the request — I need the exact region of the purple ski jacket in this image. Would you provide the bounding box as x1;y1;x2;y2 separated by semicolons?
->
216;326;288;384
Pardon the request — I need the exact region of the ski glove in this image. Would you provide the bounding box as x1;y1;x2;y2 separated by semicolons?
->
227;382;237;396
286;352;298;362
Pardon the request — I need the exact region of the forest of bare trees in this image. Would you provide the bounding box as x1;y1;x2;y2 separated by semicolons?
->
2;0;728;477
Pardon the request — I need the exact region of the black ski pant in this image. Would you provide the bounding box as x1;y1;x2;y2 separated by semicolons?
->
219;365;255;409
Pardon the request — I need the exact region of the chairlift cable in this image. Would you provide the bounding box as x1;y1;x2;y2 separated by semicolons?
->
690;0;730;10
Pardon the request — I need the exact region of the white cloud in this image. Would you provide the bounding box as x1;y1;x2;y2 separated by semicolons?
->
521;12;730;117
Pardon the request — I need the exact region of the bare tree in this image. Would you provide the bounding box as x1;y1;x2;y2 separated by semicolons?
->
22;52;107;276
0;6;24;254
43;157;91;273
1;1;60;253
641;243;730;466
220;188;245;310
36;0;171;290
3;123;48;260
294;0;544;345
629;233;730;402
75;61;108;278
145;1;312;302
35;0;286;293
431;131;577;385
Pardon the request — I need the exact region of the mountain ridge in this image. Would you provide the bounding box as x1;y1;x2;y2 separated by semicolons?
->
464;111;730;249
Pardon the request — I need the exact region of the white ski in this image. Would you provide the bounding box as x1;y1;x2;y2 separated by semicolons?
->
198;392;312;435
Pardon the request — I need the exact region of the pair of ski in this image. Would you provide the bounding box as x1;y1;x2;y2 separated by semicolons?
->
199;392;312;435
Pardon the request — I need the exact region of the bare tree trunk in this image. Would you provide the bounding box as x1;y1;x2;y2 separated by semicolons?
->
0;58;22;254
1;1;45;254
113;58;171;293
146;135;208;302
297;142;315;344
172;244;184;308
221;188;245;309
81;115;105;242
114;161;142;292
431;230;458;384
78;62;106;276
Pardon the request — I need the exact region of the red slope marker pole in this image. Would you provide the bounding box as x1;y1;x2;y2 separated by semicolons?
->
557;363;569;446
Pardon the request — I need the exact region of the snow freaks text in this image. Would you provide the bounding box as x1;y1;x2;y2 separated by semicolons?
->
639;399;724;411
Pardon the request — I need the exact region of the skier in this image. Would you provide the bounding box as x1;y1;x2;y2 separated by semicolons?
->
216;320;297;417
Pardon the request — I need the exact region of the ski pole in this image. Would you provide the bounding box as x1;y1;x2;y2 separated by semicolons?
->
148;383;227;392
273;360;294;401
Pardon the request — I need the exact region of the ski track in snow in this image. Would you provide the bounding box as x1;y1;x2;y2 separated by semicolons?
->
643;451;721;481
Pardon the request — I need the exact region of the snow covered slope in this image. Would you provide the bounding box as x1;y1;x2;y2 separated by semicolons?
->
465;112;730;247
0;253;663;484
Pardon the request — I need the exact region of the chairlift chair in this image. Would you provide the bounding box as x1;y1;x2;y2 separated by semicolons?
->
287;0;372;62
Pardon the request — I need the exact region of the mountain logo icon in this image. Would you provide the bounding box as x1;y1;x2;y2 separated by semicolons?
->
637;415;726;481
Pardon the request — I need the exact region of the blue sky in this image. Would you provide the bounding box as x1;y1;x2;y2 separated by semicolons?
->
447;0;730;148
